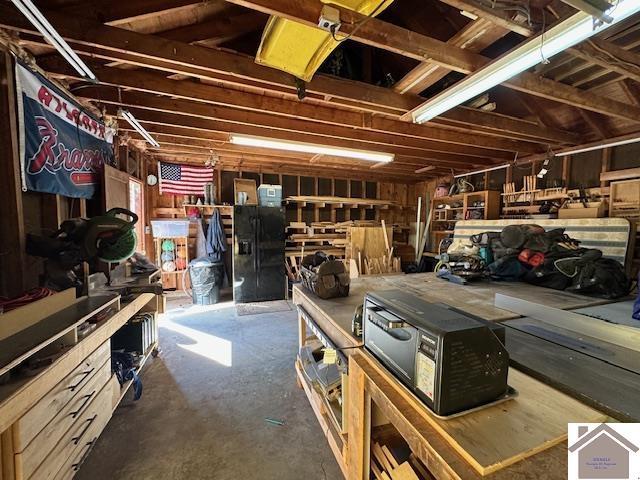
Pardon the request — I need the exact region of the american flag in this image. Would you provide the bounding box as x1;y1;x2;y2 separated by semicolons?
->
159;162;213;195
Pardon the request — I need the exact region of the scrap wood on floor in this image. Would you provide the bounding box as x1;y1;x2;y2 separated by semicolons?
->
371;442;423;480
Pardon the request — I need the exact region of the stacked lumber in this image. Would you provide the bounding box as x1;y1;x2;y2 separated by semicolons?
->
371;442;424;480
286;195;398;207
348;223;402;277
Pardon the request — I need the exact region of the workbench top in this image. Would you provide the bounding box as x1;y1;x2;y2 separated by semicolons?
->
293;272;609;348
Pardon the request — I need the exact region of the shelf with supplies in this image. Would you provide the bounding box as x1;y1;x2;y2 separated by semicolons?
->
501;182;608;220
154;236;189;276
429;190;500;253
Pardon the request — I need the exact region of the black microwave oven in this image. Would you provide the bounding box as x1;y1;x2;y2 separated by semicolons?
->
363;290;509;416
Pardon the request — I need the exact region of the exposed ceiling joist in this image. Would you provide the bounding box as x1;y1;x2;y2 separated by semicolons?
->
159;10;265;46
436;0;535;37
79;87;508;162
223;0;640;122
569;39;640;84
3;3;634;134
39;59;549;153
40;0;203;26
110;106;493;169
393;18;510;95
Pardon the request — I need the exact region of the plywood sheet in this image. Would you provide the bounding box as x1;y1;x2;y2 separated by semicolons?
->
0;289;76;341
349;226;392;260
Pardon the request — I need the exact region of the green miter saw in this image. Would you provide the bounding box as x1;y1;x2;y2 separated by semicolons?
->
85;208;138;263
27;208;138;267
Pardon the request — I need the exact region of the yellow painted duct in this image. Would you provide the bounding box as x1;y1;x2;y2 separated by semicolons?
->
256;0;394;82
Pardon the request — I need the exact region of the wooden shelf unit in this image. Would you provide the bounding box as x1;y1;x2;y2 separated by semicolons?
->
430;190;500;252
154;236;189;275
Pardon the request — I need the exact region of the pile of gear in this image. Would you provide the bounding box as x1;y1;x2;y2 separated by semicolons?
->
436;224;630;299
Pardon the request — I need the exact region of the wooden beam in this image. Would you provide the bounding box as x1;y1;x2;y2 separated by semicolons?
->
394;18;510;95
159;10;266;46
112;107;493;168
415;165;437;174
578;110;611;140
436;0;535;37
26;40;570;147
41;0;202;25
121;128;442;173
620;79;640;106
84;88;522;162
48;63;544;154
221;0;640;122
0;53;27;297
437;106;581;144
2;3;634;126
569;40;640;84
150;153;420;182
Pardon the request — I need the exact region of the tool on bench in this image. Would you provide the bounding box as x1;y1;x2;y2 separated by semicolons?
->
27;208;138;290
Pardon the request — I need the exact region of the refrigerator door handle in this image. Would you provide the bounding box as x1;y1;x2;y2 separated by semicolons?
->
254;215;260;272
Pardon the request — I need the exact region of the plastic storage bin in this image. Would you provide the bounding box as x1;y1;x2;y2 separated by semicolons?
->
150;219;190;238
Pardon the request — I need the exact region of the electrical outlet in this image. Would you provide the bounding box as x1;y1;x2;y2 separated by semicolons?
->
318;5;341;33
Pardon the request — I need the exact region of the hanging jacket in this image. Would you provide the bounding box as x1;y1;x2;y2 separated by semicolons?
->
205;209;227;262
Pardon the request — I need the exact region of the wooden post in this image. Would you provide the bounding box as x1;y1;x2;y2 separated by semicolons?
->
347;356;371;480
562;155;571;187
0;52;27;298
298;312;307;350
601;148;612;189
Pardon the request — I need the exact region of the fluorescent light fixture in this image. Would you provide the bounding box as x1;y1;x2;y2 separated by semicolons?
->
229;134;394;163
11;0;98;83
412;0;640;124
454;163;509;178
119;109;160;148
557;134;640;156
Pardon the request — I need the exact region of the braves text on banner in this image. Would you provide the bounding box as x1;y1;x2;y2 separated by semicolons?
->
16;62;115;199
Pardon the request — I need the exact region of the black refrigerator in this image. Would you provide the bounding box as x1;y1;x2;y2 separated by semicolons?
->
233;206;286;303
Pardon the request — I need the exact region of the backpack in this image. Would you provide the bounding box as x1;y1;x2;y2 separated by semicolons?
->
567;256;631;299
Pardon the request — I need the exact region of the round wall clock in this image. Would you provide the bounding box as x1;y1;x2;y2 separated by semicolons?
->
147;174;158;186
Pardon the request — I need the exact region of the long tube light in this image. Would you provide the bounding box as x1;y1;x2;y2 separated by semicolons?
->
412;0;640;124
120;109;160;148
229;134;394;163
11;0;98;83
556;133;640;156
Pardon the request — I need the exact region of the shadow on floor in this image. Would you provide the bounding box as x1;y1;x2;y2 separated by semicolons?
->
77;298;341;480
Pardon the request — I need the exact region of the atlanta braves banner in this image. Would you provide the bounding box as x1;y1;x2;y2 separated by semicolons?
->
16;62;115;199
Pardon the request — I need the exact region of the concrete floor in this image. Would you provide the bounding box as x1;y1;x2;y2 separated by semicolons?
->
77;293;342;480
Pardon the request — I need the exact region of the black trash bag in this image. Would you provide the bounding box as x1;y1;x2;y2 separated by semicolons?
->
567;256;631;299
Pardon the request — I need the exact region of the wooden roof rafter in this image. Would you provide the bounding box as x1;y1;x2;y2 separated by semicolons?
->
223;0;640;122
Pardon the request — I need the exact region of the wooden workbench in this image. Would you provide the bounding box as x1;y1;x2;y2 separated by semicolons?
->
292;272;609;349
293;272;611;480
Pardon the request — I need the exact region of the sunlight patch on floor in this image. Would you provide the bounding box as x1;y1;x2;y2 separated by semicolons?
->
161;319;233;367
